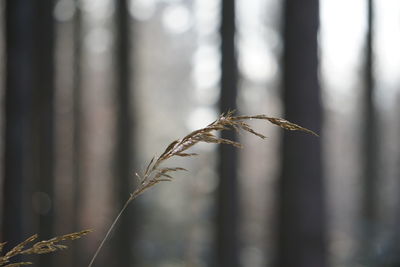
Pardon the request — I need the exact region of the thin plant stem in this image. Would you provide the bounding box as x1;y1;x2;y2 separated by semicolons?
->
87;197;132;267
86;181;161;267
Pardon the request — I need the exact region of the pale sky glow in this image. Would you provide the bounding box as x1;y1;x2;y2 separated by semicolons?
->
375;0;400;106
238;36;277;83
129;0;156;21
237;0;277;84
320;0;366;95
193;0;220;37
192;44;220;88
80;0;114;20
85;27;112;54
376;1;400;84
321;0;400;109
162;4;192;34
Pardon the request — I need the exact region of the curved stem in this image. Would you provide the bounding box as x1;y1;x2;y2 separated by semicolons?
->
87;198;131;267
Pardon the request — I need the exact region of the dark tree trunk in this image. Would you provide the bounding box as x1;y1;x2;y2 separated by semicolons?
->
392;96;400;266
275;0;326;267
3;0;36;256
216;0;239;266
113;1;136;266
360;0;378;263
31;1;56;266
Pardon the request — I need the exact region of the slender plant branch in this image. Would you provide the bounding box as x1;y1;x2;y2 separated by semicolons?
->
87;200;130;267
87;111;317;267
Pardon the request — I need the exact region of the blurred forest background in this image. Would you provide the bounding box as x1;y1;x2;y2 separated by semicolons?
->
1;0;400;266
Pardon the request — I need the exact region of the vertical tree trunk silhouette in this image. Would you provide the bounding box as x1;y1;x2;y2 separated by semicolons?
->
72;1;84;266
276;0;326;267
391;98;400;266
31;1;56;266
216;0;239;266
360;0;378;263
2;0;35;257
113;1;136;266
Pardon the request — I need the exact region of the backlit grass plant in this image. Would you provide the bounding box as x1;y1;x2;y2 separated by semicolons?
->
1;111;316;266
87;111;317;266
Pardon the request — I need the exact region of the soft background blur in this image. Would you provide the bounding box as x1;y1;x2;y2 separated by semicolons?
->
1;0;400;267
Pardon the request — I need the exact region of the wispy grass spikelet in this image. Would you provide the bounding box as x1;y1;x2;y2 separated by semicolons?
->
0;230;92;266
87;111;317;267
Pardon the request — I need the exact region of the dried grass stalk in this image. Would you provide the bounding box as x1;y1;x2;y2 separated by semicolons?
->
0;230;92;266
87;111;317;267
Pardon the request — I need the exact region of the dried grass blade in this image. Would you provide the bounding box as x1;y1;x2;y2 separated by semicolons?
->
155;172;173;180
232;115;265;120
206;125;230;131
159;140;180;159
21;230;92;255
135;172;141;181
144;156;156;176
153;167;187;181
233;115;318;136
155;178;174;182
176;152;198;157
199;135;242;148
235;121;267;139
41;230;91;243
5;235;38;258
221;110;236;118
266;117;319;136
169;140;198;156
161;167;188;172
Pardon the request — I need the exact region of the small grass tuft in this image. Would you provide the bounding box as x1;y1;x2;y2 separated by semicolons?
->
0;230;92;266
